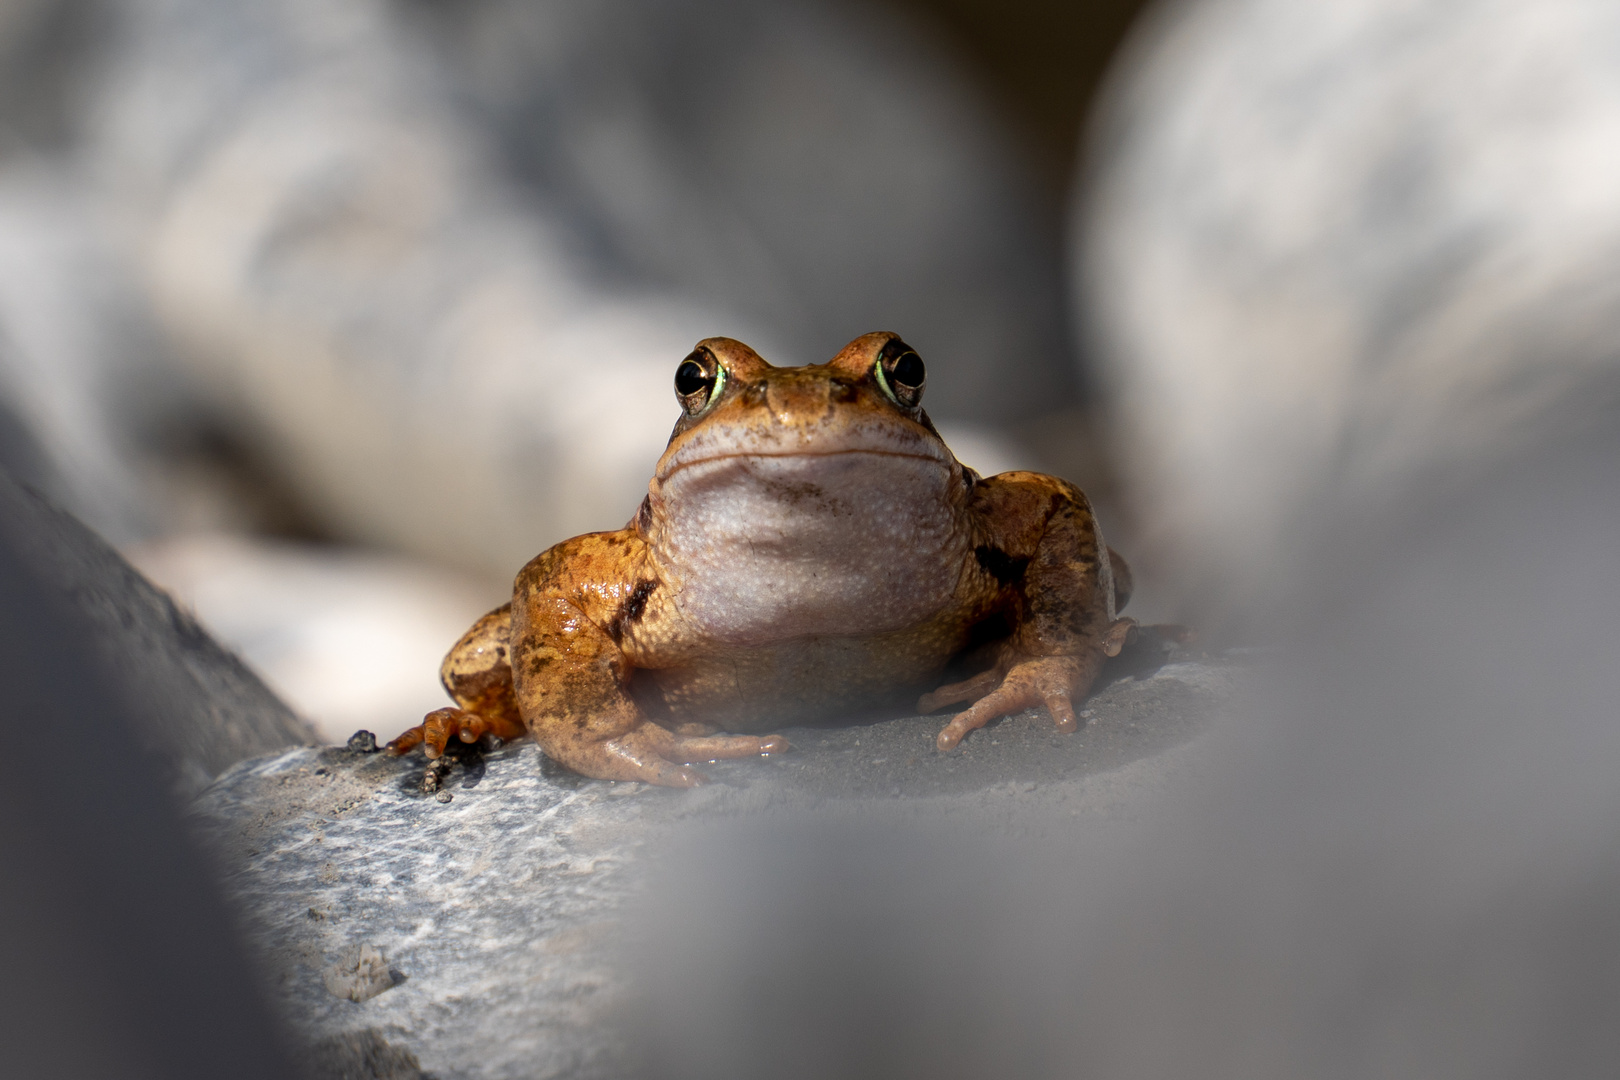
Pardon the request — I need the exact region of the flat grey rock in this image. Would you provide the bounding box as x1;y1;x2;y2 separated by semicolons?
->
191;652;1239;1080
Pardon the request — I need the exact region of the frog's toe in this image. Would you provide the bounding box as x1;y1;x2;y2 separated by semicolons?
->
934;655;1097;750
666;731;791;763
388;707;493;758
596;730;710;787
918;667;1003;713
1041;689;1079;733
1102;617;1139;658
421;708;458;757
935;688;1025;751
386;725;426;756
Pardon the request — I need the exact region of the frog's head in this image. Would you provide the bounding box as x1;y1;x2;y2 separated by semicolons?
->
653;331;962;487
643;333;975;638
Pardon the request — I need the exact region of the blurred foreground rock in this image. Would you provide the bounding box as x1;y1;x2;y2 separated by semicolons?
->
1080;0;1620;631
0;470;314;796
190;651;1238;1080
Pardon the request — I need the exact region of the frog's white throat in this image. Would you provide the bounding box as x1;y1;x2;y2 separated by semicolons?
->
650;451;968;645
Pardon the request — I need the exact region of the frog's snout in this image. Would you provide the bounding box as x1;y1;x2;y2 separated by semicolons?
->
762;372;849;427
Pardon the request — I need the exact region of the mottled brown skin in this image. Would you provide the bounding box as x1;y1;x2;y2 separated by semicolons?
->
390;332;1143;786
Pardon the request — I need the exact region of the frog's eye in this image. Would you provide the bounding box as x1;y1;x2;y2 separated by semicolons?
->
874;337;925;408
674;348;727;415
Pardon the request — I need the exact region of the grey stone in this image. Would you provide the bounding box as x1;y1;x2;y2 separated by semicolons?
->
301;1029;433;1080
0;469;315;796
189;651;1239;1080
325;944;405;1005
1078;0;1620;628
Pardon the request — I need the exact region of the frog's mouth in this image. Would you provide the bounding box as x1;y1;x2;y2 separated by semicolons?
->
655;420;957;485
656;447;951;484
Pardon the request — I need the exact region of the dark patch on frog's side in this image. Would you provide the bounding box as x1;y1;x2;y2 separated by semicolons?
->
975;545;1030;586
636;495;653;533
607;579;658;643
626;580;657;620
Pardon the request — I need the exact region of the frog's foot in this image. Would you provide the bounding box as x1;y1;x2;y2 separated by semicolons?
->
1102;617;1139;657
548;725;791;788
932;654;1097;751
917;667;1005;714
388;707;525;759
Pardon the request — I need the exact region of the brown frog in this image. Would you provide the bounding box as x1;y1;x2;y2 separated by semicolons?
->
389;332;1148;786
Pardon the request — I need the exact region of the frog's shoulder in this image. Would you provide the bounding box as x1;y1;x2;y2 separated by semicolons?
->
963;470;1092;547
516;528;650;597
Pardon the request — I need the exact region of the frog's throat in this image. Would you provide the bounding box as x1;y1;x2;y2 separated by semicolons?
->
647;450;969;643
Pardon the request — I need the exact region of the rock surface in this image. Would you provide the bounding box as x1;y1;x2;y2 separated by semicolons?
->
0;470;316;796
191;651;1239;1080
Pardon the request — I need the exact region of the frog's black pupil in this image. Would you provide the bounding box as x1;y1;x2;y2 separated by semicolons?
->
675;359;711;398
890;351;924;388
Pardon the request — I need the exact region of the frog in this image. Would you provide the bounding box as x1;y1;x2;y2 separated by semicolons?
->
388;332;1149;787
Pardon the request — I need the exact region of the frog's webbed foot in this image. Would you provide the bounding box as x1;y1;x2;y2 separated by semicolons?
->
388;707;525;759
553;725;791;788
928;653;1105;752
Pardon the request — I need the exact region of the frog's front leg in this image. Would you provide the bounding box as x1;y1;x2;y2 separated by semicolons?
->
388;603;529;758
924;472;1136;751
511;533;785;786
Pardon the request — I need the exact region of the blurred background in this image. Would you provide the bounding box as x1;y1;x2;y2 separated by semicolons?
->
0;0;1156;743
2;0;1618;738
5;3;1620;1078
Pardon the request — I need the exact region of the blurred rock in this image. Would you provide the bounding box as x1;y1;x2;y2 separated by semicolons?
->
130;534;503;744
301;1030;430;1080
1078;0;1620;630
0;470;315;796
189;650;1238;1079
0;446;302;1080
0;0;1071;582
0;163;173;542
